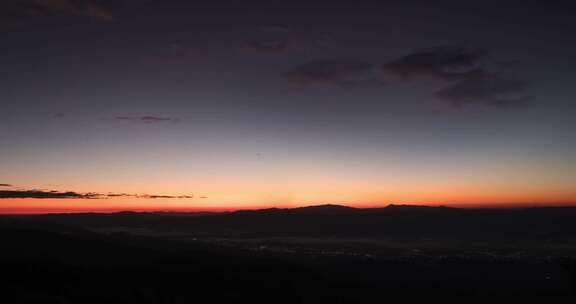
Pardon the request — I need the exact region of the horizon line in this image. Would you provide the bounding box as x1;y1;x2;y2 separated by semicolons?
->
3;202;576;215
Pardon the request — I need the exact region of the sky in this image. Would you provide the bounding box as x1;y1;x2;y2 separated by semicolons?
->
1;0;576;213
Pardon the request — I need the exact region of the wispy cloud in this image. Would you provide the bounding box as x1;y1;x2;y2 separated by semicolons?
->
135;194;195;199
0;190;99;199
381;46;530;108
241;26;295;55
87;193;195;199
435;70;530;107
283;45;529;108
113;116;181;124
285;61;384;88
0;188;197;200
382;46;487;81
0;184;13;187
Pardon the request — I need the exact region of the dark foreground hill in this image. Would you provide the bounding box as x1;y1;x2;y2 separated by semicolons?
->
10;204;576;239
2;205;576;302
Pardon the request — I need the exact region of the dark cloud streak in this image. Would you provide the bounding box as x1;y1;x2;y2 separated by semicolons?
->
0;189;197;200
114;116;181;124
435;71;530;107
382;46;488;81
136;194;195;199
0;190;98;199
285;61;384;88
241;26;294;55
381;46;530;108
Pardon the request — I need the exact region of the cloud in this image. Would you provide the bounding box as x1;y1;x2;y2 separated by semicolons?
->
135;194;195;199
382;46;487;81
241;26;294;55
0;190;99;199
52;114;181;124
381;46;531;108
284;45;529;108
0;184;13;187
242;39;291;55
435;70;530;107
285;61;384;88
0;189;197;200
113;116;181;124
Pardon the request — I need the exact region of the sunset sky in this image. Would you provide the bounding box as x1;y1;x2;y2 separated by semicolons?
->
2;0;576;213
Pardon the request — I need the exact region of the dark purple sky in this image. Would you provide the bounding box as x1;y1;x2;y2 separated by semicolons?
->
1;1;576;212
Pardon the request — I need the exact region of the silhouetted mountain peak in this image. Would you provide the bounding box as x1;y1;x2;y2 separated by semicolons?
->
231;204;356;216
294;204;355;212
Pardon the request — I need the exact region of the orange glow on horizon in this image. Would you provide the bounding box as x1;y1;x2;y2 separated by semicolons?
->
1;195;576;214
2;176;575;214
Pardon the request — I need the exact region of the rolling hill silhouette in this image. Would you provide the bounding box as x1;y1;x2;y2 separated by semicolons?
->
6;204;576;239
2;205;576;301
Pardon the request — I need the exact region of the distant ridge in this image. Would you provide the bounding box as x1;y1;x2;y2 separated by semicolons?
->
231;204;357;216
230;204;459;216
6;205;576;239
289;204;357;214
10;203;576;217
